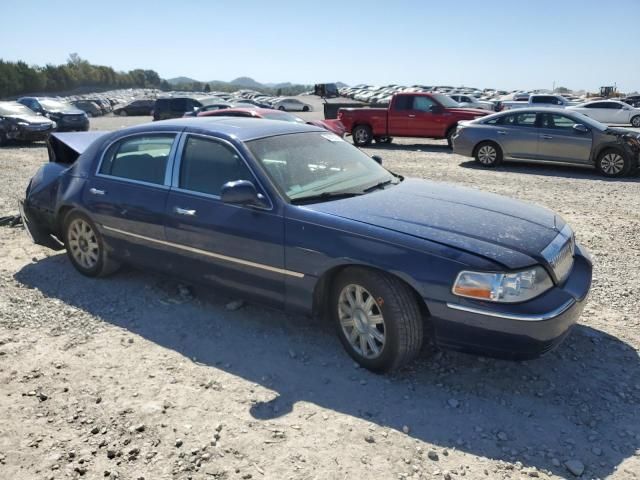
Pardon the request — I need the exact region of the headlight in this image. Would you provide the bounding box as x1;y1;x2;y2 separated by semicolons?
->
452;266;553;303
17;122;29;126
51;121;57;129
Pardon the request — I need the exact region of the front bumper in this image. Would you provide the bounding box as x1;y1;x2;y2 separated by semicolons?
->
54;117;89;132
427;243;592;360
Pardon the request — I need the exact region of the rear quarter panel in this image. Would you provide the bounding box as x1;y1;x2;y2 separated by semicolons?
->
338;108;388;135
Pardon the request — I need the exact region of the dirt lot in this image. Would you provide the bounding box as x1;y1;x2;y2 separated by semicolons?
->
0;109;639;480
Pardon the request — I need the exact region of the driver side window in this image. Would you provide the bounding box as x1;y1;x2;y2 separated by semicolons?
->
413;96;435;112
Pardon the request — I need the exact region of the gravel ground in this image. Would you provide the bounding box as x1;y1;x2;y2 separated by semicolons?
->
0;109;639;480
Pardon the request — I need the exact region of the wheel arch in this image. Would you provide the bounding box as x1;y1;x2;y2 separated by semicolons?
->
472;139;503;158
311;263;431;325
592;143;629;166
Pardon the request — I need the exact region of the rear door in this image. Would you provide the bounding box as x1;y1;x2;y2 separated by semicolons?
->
164;133;286;307
577;102;607;122
537;112;592;163
493;111;540;159
84;132;178;267
387;95;415;136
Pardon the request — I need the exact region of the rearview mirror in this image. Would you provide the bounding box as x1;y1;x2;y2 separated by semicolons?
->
221;180;268;208
371;155;383;165
573;123;589;134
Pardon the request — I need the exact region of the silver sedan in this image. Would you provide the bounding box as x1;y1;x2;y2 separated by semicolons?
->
452;108;640;177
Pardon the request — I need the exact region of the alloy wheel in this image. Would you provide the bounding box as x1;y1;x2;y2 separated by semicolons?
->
477;145;497;164
68;218;100;269
338;284;386;359
600;152;625;175
354;129;369;144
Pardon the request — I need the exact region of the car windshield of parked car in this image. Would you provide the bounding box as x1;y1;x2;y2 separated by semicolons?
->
0;103;34;115
248;132;397;201
431;93;460;107
261;111;306;124
40;99;71;111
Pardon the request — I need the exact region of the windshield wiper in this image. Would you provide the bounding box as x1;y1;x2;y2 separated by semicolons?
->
290;191;363;205
362;179;398;193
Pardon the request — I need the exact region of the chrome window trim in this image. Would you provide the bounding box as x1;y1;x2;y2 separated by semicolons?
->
101;224;303;278
171;132;274;211
94;131;181;188
446;298;575;322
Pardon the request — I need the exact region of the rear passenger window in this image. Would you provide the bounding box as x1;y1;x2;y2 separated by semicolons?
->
99;134;175;185
179;136;254;196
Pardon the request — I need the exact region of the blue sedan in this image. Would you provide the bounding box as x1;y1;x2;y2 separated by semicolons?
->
20;118;592;371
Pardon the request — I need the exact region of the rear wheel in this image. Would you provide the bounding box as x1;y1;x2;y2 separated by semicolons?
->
474;141;503;167
331;267;424;372
596;149;631;177
631;115;640;128
63;211;120;277
352;125;373;146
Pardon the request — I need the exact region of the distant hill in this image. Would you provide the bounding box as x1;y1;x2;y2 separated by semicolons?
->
166;76;199;85
229;77;263;88
167;75;312;90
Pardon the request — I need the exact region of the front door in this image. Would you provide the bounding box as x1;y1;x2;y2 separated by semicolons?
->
537;112;592;163
84;132;177;266
405;95;443;137
164;134;286;307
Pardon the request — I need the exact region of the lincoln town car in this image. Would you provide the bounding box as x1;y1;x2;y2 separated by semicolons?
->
20;118;592;371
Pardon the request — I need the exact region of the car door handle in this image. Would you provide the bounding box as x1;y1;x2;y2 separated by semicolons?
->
496;130;507;135
89;188;106;195
408;114;416;118
175;207;196;216
541;135;553;139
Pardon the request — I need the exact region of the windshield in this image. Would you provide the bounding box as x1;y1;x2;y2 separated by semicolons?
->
261;111;305;124
40;99;72;110
247;132;397;201
431;93;460;108
0;103;34;115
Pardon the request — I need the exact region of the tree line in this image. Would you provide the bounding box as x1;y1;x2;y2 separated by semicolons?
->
0;54;311;99
0;54;168;98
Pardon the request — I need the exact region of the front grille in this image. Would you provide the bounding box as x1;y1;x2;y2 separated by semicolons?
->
542;225;575;283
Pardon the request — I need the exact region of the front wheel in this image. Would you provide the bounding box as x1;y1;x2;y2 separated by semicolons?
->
302;106;310;112
63;211;120;277
474;141;503;167
631;115;640;128
352;125;373;146
278;106;285;111
446;127;457;149
331;267;424;372
596;149;631;177
119;110;128;116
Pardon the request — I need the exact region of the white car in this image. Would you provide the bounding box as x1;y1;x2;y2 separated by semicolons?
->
272;98;313;112
568;100;640;127
449;94;495;111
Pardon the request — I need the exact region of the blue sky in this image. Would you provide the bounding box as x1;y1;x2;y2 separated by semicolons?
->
2;0;639;92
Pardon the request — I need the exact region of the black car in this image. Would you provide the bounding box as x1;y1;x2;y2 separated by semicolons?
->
0;101;56;145
113;99;155;116
621;95;640;108
17;97;89;132
152;97;204;121
72;100;102;117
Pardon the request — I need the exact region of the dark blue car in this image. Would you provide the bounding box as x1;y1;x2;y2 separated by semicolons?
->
20;118;592;372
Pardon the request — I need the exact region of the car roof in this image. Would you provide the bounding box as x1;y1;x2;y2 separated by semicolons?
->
149;116;322;141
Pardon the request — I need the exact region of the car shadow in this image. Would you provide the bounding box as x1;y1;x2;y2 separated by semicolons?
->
459;160;640;182
14;254;640;479
362;142;454;154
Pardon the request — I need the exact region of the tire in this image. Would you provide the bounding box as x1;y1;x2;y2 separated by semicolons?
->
446;127;457;149
119;110;127;117
474;141;503;168
631;115;640;128
63;210;120;277
331;267;424;372
278;106;285;111
596;149;631;177
0;131;8;147
352;125;373;146
302;106;310;112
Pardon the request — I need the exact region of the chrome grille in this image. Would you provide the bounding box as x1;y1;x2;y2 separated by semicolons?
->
541;225;575;283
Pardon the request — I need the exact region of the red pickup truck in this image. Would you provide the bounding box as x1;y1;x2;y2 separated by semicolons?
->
338;92;489;147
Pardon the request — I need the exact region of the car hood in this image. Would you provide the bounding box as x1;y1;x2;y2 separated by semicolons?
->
48;108;85;115
3;114;54;124
306;178;562;269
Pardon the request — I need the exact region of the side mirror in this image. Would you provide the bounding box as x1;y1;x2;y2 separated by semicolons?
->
371;155;383;165
429;105;444;114
573;123;589;134
221;180;268;208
